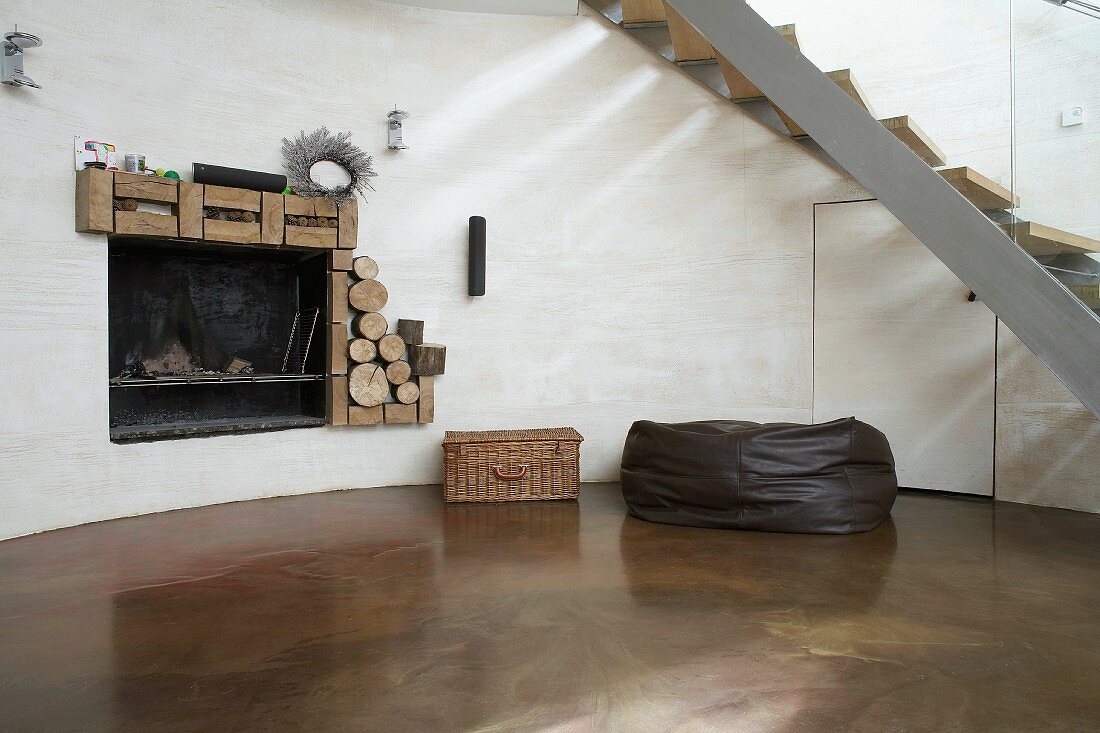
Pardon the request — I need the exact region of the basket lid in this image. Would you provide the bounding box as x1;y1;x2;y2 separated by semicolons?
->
443;427;584;445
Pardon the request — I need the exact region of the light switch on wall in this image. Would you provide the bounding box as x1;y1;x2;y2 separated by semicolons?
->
1062;106;1085;127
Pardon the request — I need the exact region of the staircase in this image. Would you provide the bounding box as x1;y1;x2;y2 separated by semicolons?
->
587;0;1100;420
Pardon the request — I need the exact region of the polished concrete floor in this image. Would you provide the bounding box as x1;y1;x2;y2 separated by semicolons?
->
1;484;1099;732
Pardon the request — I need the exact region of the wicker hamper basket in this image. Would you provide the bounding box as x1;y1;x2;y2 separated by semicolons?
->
442;427;584;503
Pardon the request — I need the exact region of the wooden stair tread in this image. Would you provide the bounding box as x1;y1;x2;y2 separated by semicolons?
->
1010;221;1100;256
717;25;800;102
621;0;666;25
880;115;947;167
938;167;1020;210
1067;285;1100;309
773;69;876;138
664;2;715;62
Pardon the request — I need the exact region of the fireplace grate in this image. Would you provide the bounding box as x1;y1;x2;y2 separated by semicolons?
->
110;373;324;388
282;308;320;374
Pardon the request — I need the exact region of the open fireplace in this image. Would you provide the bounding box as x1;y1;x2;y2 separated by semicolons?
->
108;237;329;441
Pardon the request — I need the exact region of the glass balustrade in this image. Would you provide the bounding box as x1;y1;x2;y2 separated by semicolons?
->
1010;0;1100;312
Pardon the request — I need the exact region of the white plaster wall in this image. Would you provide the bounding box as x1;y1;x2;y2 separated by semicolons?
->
748;0;1014;185
380;0;578;15
996;324;1100;513
0;0;861;538
813;201;996;496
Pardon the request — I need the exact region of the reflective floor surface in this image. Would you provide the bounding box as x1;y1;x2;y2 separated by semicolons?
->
1;484;1098;731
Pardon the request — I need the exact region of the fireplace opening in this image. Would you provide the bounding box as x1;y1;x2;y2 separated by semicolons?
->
108;237;329;441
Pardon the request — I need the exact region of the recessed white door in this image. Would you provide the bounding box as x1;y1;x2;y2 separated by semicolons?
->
813;200;996;495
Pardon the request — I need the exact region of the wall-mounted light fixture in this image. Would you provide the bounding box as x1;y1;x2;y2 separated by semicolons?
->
3;27;42;88
388;107;409;150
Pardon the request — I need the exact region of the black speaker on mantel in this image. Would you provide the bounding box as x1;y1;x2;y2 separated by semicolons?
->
193;163;287;193
468;216;486;297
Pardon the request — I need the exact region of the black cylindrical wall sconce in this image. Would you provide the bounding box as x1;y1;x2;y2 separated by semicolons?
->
468;215;486;296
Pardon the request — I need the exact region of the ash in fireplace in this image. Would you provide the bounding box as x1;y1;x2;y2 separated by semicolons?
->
143;341;203;374
115;350;255;381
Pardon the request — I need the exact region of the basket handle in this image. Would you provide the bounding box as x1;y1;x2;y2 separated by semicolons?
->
492;464;528;481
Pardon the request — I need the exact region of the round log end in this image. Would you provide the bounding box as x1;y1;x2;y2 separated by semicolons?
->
395;381;421;405
349;279;389;313
378;333;406;363
352;255;380;280
348;338;378;363
353;312;388;341
385;360;411;385
348;363;388;407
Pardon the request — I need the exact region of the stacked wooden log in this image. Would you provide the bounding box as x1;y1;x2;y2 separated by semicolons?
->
343;255;446;426
286;216;337;228
204;207;256;223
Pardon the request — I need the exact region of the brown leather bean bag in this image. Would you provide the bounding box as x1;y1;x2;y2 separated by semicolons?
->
620;417;897;534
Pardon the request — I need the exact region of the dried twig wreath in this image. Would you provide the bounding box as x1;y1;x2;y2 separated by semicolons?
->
281;127;377;203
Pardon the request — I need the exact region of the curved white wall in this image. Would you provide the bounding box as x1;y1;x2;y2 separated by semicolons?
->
0;0;857;539
379;0;577;15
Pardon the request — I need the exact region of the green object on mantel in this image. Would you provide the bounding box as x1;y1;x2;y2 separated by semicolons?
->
163;170;181;180
282;186;293;195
